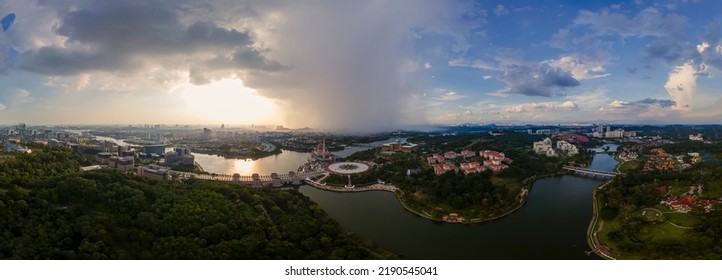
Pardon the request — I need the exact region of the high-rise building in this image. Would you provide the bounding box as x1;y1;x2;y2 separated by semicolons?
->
605;128;624;138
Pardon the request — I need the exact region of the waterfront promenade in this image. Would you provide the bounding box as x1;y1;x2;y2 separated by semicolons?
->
303;177;398;193
170;170;327;186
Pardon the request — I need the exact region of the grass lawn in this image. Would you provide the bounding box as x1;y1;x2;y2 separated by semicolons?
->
618;160;642;173
639;208;664;222
653;204;669;212
598;209;692;259
666;181;694;196
637;222;688;243
664;212;699;228
490;176;521;191
597;216;645;259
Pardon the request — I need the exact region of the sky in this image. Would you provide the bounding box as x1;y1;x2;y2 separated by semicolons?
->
1;0;722;132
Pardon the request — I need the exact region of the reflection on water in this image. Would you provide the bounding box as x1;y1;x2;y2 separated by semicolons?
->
233;159;254;174
193;152;308;175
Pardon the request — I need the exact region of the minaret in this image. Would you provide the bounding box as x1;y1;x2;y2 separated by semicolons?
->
345;175;354;188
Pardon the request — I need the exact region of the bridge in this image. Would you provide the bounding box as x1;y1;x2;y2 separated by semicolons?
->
170;170;328;187
351;143;382;148
562;166;623;179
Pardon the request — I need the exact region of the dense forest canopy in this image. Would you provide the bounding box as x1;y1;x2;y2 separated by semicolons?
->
0;148;389;259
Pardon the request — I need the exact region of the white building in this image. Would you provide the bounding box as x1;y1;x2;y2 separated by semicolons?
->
137;165;171;180
533;137;580;157
556;140;579;156
689;133;704;141
605;128;625;138
533;138;553;155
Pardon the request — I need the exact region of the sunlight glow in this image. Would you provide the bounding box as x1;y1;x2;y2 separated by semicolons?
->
233;159;254;174
178;79;280;124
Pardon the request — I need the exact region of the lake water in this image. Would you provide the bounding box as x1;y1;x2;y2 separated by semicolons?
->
297;152;617;259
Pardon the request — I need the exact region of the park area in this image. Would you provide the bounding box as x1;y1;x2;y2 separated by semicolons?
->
597;207;698;259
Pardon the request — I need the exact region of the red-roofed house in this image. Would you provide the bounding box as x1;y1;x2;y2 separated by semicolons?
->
460;150;476;158
656;186;670;194
427;156;437;164
691;156;702;163
480;150;505;161
460;161;486;174
483;159;508;173
433;163;458;175
433;164;445;175
668;195;697;212
444;151;458;159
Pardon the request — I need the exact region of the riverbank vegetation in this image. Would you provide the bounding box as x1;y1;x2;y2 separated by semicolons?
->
188;142;282;159
0;148;392;259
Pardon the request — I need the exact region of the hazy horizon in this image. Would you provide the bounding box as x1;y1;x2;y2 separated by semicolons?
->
2;1;722;132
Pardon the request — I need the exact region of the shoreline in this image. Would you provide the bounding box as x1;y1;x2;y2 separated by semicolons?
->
586;179;616;260
305;171;569;224
586;150;621;260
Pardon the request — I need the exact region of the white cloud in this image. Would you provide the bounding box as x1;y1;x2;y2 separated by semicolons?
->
434;91;465;101
482;75;493;80
566;88;610;110
545;55;610;80
494;5;509;17
697;42;710;53
12;89;33;105
504;101;580;113
424;62;432;70
664;61;697;110
0;103;6;111
76;74;91;91
598;98;678;118
448;57;498;70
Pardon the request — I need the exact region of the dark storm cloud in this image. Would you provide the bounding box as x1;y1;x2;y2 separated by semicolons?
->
496;64;580;97
18;1;284;76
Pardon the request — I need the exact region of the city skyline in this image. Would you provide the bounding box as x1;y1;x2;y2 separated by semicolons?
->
2;1;722;132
